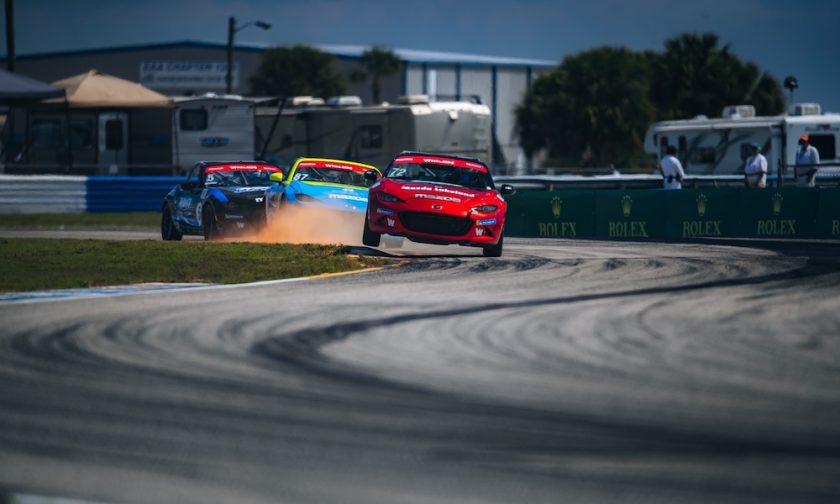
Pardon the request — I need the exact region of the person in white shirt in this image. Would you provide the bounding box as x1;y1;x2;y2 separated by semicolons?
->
659;145;685;189
744;143;768;188
795;134;820;187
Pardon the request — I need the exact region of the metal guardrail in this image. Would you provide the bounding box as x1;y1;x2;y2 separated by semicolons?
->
0;174;88;214
0;175;181;214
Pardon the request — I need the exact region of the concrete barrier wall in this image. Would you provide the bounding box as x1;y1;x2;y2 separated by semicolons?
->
505;187;840;240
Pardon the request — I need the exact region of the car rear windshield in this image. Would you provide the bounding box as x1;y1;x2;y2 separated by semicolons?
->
293;167;373;188
384;162;494;190
205;169;274;187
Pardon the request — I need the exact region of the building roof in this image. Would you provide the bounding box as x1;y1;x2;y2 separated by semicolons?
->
8;40;557;69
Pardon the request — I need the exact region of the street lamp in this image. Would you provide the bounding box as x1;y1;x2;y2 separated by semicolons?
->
783;75;798;107
226;16;272;94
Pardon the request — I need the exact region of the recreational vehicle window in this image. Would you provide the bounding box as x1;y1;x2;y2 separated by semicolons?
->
678;136;687;161
180;109;207;131
31;118;62;148
809;134;836;159
359;125;383;149
689;147;717;164
70;119;95;150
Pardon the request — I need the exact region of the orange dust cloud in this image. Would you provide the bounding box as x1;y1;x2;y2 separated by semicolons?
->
246;205;365;245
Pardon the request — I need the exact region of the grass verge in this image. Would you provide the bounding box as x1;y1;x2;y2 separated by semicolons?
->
0;239;384;292
0;212;160;230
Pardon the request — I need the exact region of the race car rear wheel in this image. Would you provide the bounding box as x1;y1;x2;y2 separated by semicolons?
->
482;234;503;257
362;212;381;247
203;205;222;241
161;207;183;241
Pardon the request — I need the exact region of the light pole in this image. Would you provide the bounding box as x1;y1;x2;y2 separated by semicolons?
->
226;16;271;94
783;75;798;108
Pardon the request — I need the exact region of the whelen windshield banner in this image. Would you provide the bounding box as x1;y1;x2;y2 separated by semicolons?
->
392;156;489;172
205;164;279;172
297;161;371;172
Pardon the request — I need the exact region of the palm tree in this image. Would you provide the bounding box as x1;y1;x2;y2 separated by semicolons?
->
649;33;784;119
351;46;401;104
250;45;346;98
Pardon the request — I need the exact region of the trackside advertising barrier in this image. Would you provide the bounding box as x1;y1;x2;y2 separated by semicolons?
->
504;187;840;241
1;175;838;241
86;177;181;212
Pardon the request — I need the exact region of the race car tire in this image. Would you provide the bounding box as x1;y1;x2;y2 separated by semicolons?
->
362;212;381;247
161;207;183;241
265;195;285;227
482;234;504;257
203;205;222;241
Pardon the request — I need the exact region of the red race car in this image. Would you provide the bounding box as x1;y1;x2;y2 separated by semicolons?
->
362;152;515;257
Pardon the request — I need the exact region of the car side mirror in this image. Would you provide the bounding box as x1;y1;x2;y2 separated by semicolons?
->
269;172;285;183
364;170;380;182
499;184;516;196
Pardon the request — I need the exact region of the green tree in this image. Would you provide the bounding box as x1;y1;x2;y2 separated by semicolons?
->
649;33;785;119
516;33;786;171
517;47;656;169
350;46;401;104
250;45;346;98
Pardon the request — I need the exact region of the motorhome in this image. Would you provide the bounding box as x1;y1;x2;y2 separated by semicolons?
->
2;94;492;175
1;93;256;175
644;103;840;179
255;95;492;171
172;95;256;173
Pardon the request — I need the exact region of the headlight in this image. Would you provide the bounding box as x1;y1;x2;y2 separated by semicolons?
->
378;192;403;203
296;194;319;203
471;205;498;213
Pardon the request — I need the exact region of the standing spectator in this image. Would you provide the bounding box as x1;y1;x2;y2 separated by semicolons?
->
659;145;685;189
795;134;820;187
744;143;768;188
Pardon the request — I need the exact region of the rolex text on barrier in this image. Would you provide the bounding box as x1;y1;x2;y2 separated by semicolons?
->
502;186;840;242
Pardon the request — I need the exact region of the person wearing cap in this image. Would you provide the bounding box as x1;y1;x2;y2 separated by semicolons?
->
659;145;685;189
795;134;820;187
744;143;768;188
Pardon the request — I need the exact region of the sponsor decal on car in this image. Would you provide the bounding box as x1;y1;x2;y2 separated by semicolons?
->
231;186;270;193
327;194;368;202
296;160;372;172
205;164;279;173
478;218;497;225
399;185;474;198
415;194;461;203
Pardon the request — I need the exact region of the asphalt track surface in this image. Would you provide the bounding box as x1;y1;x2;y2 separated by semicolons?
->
1;237;840;503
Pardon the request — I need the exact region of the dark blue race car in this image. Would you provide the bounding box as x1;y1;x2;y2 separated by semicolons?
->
161;161;282;241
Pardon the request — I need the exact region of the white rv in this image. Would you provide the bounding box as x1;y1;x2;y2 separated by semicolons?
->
255;95;492;171
644;103;840;179
172;94;256;173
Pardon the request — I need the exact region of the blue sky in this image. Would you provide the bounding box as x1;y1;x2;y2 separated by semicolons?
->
4;0;839;112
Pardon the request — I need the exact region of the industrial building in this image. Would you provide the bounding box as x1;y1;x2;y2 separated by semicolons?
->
6;40;555;172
